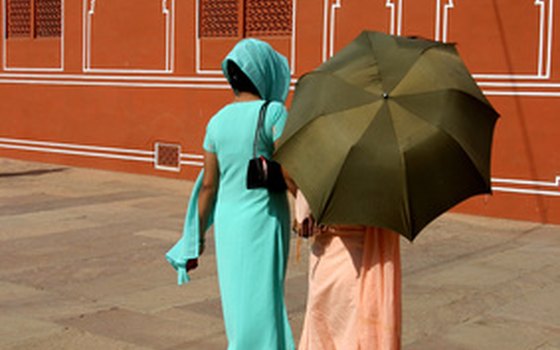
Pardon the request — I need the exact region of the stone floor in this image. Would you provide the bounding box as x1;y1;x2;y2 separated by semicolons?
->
0;158;559;349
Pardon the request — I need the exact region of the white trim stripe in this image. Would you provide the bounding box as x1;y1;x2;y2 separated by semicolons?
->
2;77;557;95
0;138;558;196
0;137;153;155
385;0;403;36
181;154;204;160
492;186;560;197
0;78;232;88
0;73;228;82
491;175;560;197
0;137;203;168
328;0;341;58
483;90;560;97
0;142;154;162
492;176;560;188
180;160;204;167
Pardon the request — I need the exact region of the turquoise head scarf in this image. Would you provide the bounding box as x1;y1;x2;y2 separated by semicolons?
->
222;38;291;102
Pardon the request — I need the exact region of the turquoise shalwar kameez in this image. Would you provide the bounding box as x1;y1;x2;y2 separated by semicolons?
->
205;39;294;350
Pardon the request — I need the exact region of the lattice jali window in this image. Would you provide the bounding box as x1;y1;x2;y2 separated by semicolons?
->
6;0;31;38
245;0;292;37
5;0;61;38
35;0;61;37
155;143;181;172
200;0;239;38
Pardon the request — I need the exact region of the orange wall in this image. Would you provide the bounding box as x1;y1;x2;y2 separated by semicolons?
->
0;0;559;224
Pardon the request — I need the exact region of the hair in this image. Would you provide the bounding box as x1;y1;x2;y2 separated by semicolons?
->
226;60;261;98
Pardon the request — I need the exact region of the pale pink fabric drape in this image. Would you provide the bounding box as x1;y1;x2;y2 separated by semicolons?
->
296;192;401;350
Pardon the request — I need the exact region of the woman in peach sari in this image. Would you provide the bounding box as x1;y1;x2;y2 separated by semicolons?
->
294;190;402;350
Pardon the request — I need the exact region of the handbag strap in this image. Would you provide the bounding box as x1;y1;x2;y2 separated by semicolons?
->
253;100;271;159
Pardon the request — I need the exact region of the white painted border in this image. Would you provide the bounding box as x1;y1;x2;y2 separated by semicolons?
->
435;0;453;42
0;72;226;81
323;0;402;62
0;137;203;168
2;0;65;72
0;0;557;96
0;137;152;155
180;153;204;167
492;176;560;196
195;0;298;75
386;0;403;36
0;138;558;195
0;141;154;162
83;0;175;74
0;77;231;88
328;0;341;59
483;90;560;97
438;0;554;81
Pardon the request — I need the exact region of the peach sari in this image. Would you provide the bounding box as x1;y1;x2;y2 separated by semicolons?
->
296;193;401;350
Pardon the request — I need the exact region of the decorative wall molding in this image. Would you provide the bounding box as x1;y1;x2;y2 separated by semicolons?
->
0;137;203;169
386;0;403;36
1;0;65;72
1;137;558;195
82;0;175;73
492;176;560;197
440;0;554;81
323;0;402;62
435;0;453;42
0;0;557;96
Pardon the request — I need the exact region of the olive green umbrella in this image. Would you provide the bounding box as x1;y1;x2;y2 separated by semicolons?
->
275;31;499;241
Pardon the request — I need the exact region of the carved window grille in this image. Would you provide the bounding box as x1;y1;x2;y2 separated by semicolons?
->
6;0;31;38
245;0;292;37
199;0;292;38
35;0;61;37
200;0;239;38
5;0;61;38
155;143;181;171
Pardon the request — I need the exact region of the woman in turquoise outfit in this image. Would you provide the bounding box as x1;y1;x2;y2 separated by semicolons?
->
193;39;295;350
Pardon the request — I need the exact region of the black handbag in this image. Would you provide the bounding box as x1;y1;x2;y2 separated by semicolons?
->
246;101;288;192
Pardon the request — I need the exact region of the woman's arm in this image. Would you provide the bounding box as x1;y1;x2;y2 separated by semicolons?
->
274;139;298;197
198;151;219;253
282;167;298;197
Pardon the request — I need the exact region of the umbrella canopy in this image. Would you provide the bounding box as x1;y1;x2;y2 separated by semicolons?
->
275;31;499;241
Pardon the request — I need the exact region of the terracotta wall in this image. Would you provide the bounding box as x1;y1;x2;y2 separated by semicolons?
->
0;0;558;224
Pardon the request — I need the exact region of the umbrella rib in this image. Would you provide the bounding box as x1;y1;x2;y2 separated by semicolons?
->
319;107;413;234
318;144;356;224
366;35;444;95
317;107;383;224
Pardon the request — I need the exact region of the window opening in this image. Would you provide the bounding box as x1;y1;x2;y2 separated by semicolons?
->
199;0;292;38
5;0;61;38
200;0;240;38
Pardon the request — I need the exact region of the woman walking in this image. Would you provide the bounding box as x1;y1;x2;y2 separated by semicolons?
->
295;191;401;350
192;39;294;350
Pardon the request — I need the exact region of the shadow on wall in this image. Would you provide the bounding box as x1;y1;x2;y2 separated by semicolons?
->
492;0;548;223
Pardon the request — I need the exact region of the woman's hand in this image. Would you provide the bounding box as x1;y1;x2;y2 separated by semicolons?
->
186;258;199;272
294;216;316;238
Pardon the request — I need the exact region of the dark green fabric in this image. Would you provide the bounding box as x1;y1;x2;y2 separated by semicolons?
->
275;31;499;240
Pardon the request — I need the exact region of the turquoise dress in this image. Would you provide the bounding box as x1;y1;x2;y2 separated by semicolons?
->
159;39;292;350
204;100;293;350
167;38;293;350
204;38;294;349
